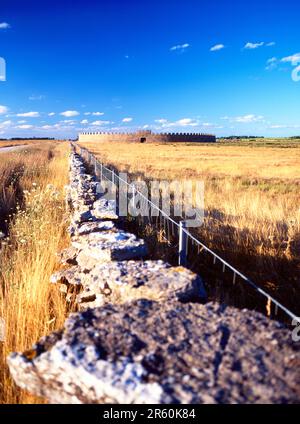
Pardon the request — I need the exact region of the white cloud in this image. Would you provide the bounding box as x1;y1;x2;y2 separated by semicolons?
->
155;117;199;128
17;124;33;129
155;119;168;124
244;42;264;49
0;23;10;29
60;110;80;117
109;126;125;132
0;105;8;115
84;112;91;116
92;112;104;116
269;124;300;129
170;43;190;52
176;118;198;126
17;120;27;124
281;53;300;64
0;121;79;136
265;53;300;71
91;120;111;126
16;111;40;117
80;119;88;124
237;115;263;123
244;41;275;50
61;119;76;124
269;124;287;129
0;120;12;129
48;112;55;116
210;44;225;52
222;114;264;123
29;94;45;101
122;117;133;123
41;122;76;130
266;57;278;70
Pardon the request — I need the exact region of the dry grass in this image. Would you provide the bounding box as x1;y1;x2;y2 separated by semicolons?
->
82;141;300;180
0;145;55;229
0;142;70;404
0;139;62;148
80;140;300;313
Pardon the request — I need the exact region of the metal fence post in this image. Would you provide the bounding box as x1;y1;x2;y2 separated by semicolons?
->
132;184;136;208
179;221;188;267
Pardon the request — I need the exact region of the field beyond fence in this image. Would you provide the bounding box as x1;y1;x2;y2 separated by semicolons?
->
78;139;300;316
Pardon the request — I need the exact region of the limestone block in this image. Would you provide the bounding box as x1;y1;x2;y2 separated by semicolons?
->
8;300;300;404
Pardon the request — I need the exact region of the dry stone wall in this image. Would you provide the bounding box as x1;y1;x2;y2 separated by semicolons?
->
7;149;300;404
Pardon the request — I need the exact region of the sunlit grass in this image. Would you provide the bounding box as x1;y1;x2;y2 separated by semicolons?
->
0;142;70;404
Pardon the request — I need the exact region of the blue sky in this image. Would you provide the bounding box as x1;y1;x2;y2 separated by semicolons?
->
0;0;299;138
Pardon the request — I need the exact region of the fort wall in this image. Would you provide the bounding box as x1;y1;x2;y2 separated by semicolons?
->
78;131;216;143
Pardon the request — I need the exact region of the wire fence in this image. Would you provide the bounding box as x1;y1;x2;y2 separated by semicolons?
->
74;143;298;324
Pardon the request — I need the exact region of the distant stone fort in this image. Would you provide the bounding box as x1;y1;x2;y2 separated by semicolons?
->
78;130;216;143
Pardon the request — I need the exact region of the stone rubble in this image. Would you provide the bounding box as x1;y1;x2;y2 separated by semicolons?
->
7;149;300;404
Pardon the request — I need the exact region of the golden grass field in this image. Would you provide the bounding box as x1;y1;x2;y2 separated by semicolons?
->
0;141;70;403
80;139;300;313
0;139;54;149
